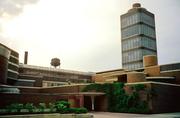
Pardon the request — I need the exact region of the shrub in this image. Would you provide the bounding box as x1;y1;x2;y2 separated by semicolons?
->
55;101;69;113
6;103;23;112
68;107;88;114
54;101;88;114
38;103;46;112
57;101;70;108
58;107;88;114
4;101;88;114
24;103;35;112
76;107;88;114
48;102;56;112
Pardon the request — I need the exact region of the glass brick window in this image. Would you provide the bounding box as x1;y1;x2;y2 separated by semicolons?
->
121;13;140;28
140;24;156;38
122;37;157;51
142;49;156;56
122;25;141;38
122;49;143;63
123;62;143;70
141;37;156;50
122;37;141;51
122;24;155;39
141;12;155;26
121;12;155;28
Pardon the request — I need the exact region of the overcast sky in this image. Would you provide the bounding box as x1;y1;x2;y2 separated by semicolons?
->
0;0;180;72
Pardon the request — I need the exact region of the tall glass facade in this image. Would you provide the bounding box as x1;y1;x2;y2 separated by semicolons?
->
121;3;157;70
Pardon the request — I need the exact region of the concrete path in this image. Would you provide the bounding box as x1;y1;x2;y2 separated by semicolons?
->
92;112;180;118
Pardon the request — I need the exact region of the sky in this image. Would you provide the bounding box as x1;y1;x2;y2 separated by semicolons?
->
0;0;180;72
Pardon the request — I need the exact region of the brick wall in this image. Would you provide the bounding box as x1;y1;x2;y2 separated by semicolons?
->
0;85;87;108
40;85;86;93
151;83;180;113
144;65;160;77
127;72;146;83
160;71;180;84
125;82;180;113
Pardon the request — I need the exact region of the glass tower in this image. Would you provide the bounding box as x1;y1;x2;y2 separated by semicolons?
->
121;3;157;70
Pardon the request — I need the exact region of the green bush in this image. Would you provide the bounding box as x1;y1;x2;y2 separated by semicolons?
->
57;101;70;108
24;103;35;112
48;102;56;112
68;107;88;114
77;107;88;114
55;101;70;113
54;101;88;114
58;107;88;114
4;101;88;114
38;103;46;112
6;103;23;112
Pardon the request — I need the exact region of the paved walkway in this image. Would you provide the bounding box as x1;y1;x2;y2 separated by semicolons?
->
92;112;180;118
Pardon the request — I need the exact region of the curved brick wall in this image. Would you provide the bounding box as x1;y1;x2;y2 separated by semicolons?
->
0;45;10;84
143;55;158;67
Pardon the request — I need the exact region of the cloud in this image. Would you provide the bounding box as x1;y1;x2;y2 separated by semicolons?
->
0;0;39;18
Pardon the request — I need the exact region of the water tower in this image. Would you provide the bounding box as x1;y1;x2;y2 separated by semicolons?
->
50;58;60;68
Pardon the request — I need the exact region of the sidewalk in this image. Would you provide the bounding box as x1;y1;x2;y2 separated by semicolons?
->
92;112;180;118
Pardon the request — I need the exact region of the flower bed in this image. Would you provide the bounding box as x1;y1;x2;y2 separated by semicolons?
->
0;101;88;115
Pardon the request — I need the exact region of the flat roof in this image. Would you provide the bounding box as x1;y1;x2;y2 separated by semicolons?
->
96;68;126;74
0;92;105;96
126;81;180;87
8;77;36;82
2;83;91;89
146;76;175;80
0;43;18;54
19;64;95;76
57;92;105;96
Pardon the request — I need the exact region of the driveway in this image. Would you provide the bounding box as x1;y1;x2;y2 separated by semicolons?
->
92;112;180;118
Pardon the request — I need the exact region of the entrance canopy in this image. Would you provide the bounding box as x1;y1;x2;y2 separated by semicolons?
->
80;92;105;111
63;92;105;111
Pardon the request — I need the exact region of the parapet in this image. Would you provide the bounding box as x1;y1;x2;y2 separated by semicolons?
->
127;72;146;83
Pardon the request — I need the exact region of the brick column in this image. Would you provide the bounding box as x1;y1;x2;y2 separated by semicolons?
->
79;95;84;107
68;96;76;108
